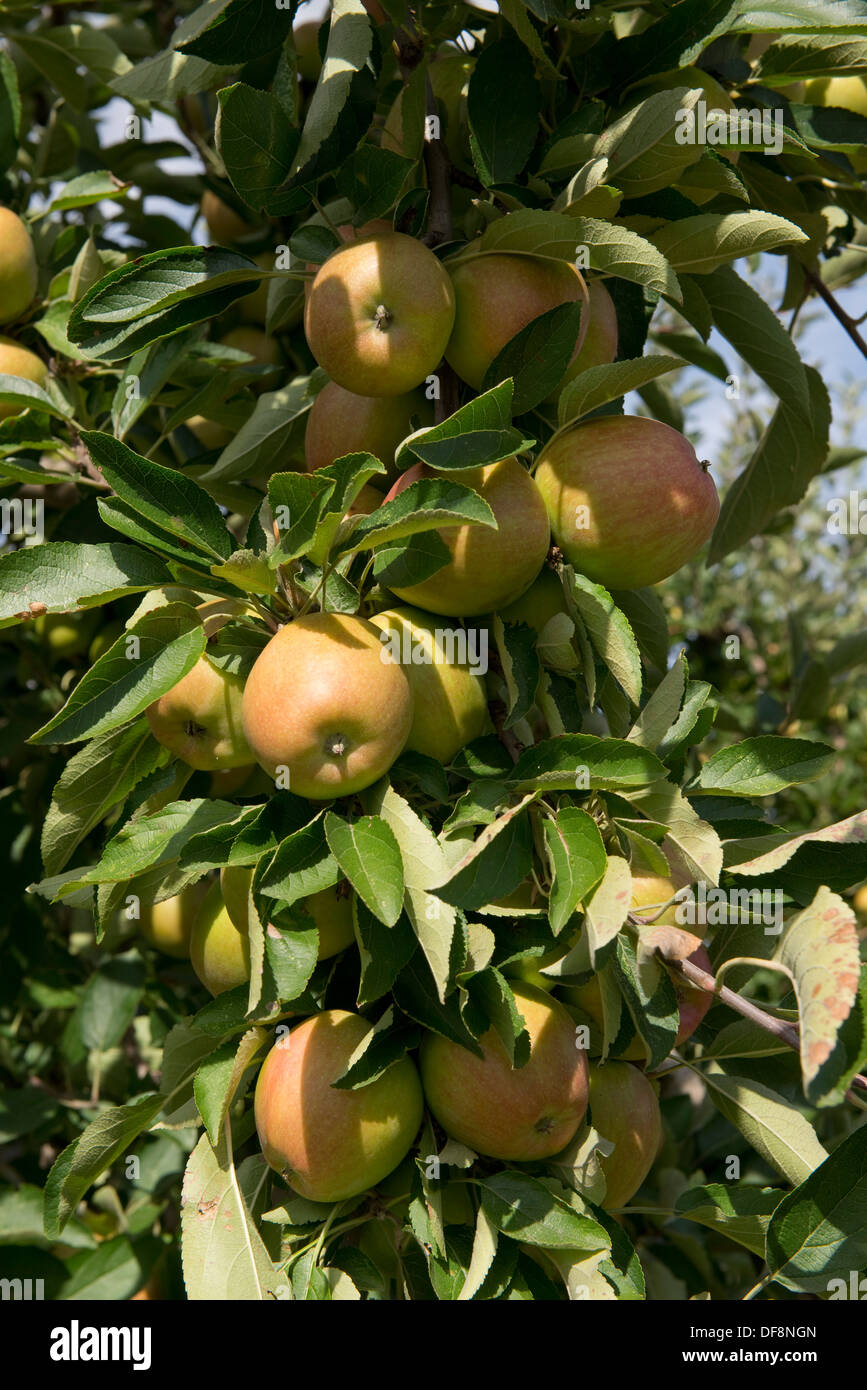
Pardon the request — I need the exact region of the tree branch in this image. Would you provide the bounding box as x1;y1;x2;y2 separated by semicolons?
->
803;265;867;363
668;954;867;1096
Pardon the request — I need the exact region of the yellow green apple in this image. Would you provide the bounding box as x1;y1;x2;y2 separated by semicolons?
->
146;655;253;771
385;457;550;617
588;1060;662;1210
254;1009;424;1201
139;881;209;960
369;605;489;762
304;380;432;485
534;416;719;590
0;209;38;324
419;982;589;1160
241;612;413;798
304;232;456;396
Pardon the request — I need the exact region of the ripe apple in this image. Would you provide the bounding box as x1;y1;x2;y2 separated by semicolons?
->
237;250;278;326
0;209;38;324
255;1010;424;1201
385;457;550;617
186;415;232;451
221;864;356;961
419;982;589;1160
805;76;867;171
498;567;579;671
146;655;253;771
201;190;255;244
88;618;126;664
534;416;720;590
219;326;282;390
444;253;589;392
0;336;47;419
241;612;413;798
139;881;208;959
190;878;250;995
34;609;100;662
304;232;456;396
304;381;432;485
588;1060;662;1210
567;279;618;376
853;885;867;915
565;884;713;1061
369;605;489;762
293;19;323;82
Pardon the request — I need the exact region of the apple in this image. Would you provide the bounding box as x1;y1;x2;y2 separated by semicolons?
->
241;612;413;798
0;209;38;324
88;619;126;664
587;1060;662;1210
33;609;100;661
444;253;589;392
221;864;356;961
805;76;867;172
368;605;489;762
237;250;278;327
534;416;720;590
304;232;456;396
186;415;233;451
567;279;618;376
190;878;251;996
385;457;550;617
565;884;713;1061
146;655;253;771
0;336;47;419
419;982;589;1160
498;567;579;672
139;881;208;960
219;326;282;390
853;885;867;915
304;381;433;486
201;190;256;244
254;1010;424;1201
293;19;323;82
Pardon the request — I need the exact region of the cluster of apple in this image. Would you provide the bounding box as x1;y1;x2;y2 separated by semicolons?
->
130;225;726;1211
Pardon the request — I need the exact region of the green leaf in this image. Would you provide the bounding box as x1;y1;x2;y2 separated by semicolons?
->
675;1185;784;1258
0;50;21;174
288;0;375;185
708;365;831;563
765;1125;867;1293
83;431;234;561
396;382;533;473
336;144;414;224
462;969;530;1068
29;604;206;745
181;1134;284;1301
557;354;685;429
482;303;585;414
203;373;324;483
479;1172;610;1251
67;246;263;361
41;720;166;874
217;83;300;209
73;799;242;886
702;1068;828;1187
468;35;540;186
43;1093;164;1239
339;477;496;555
565;569;643;707
696;737;834;796
651;212;809;275
47;171;129;212
0;541;171;629
594;88;705;197
323;812;404;927
543;806;607;934
194;1028;268;1145
507;735;666;793
700;266;812;424
0;374;71;420
77;955;145;1052
332;1006;419;1089
178;0;293;64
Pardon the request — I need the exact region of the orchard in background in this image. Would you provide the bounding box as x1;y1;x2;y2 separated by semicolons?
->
1;0;867;1304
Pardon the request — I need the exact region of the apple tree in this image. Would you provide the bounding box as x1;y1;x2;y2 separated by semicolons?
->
1;0;867;1305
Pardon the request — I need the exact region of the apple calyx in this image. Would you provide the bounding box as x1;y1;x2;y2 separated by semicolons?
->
325;732;349;757
184;719;207;737
374;303;392;331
